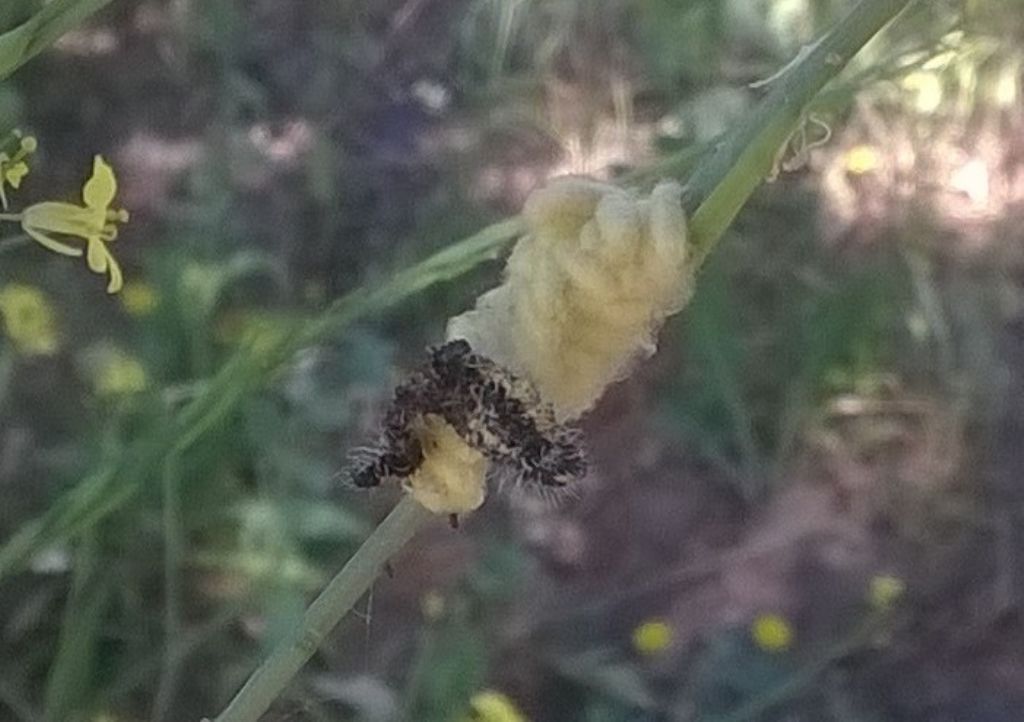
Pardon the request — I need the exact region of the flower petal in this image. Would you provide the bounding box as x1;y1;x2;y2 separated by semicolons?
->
23;226;84;257
105;252;123;294
86;238;124;293
5;161;28;188
83;155;117;210
23;202;104;239
87;237;108;273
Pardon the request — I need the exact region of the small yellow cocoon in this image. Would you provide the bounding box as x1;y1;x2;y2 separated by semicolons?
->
448;177;692;419
402;414;488;514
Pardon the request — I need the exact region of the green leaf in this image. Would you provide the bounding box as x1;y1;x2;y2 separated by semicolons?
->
43;536;113;722
0;18;37;77
0;0;114;82
0;0;41;34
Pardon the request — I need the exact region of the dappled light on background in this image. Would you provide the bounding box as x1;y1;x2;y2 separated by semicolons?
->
819;51;1024;254
53;27;119;57
247;120;315;166
118;131;202;212
949;156;990;208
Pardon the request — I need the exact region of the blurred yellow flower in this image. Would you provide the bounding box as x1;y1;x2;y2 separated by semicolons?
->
0;284;58;356
0;132;36;210
420;590;445;621
93;348;148;397
120;281;159;316
751;613;793;653
868;574;905;611
632;619;673;655
462;691;528;722
20;155;130;293
217;311;292;357
843;144;880;175
902;71;943;114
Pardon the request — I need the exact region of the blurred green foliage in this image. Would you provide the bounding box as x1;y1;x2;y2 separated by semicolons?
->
1;0;1023;721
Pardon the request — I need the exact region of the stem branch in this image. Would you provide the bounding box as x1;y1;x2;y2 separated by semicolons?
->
210;496;434;722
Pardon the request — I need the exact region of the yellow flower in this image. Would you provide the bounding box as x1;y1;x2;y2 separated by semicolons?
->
632;619;673;655
750;613;793;653
868;575;905;611
843;144;880;175
92;348;148;397
0;132;36;210
120;281;159;316
420;590;446;621
21;155;129;293
462;691;528;722
0;284;58;356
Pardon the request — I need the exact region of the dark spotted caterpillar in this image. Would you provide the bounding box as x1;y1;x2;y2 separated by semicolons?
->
349;339;586;494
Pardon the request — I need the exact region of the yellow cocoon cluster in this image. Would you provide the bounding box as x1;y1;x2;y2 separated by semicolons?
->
402;177;691;515
402;414;488;514
448;177;692;420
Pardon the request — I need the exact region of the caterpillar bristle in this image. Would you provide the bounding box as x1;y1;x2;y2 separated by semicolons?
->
340;340;588;503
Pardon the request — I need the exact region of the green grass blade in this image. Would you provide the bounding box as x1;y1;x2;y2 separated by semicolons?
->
0;0;115;81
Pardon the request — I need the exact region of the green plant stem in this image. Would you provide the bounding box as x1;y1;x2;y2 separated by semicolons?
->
42;531;111;722
210;496;434;722
0;0;116;82
153;454;185;722
684;0;912;263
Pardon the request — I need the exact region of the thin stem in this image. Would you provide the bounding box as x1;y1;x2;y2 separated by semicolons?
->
0;0;116;81
153;454;185;722
210;496;435;722
685;0;913;262
0;213;23;221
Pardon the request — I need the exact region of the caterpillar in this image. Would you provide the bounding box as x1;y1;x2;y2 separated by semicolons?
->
349;339;587;501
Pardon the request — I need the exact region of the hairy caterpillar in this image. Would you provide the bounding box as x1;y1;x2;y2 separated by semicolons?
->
349;340;587;514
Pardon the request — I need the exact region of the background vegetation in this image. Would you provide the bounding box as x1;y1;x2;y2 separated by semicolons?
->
2;1;1024;721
